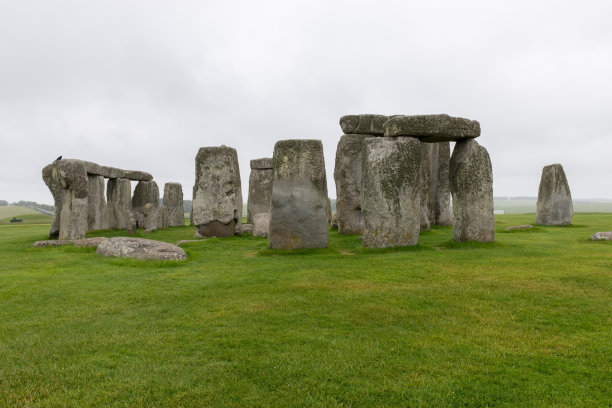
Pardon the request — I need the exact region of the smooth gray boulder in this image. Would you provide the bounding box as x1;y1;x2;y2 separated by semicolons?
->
535;164;573;226
247;158;273;224
192;146;242;237
339;114;388;136
87;175;108;231
97;237;186;261
434;142;453;226
107;178;132;229
384;114;480;142
361;137;421;248
253;212;270;237
449;139;494;242
334;134;368;234
159;183;184;228
591;232;612;241
268;139;329;249
42;163;66;238
132;180;160;231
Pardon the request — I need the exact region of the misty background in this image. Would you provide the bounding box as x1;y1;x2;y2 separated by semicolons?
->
1;0;611;204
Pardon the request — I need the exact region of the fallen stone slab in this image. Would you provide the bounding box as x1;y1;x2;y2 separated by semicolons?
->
176;239;203;246
339;114;388;136
590;232;612;241
32;237;107;248
97;237;187;261
384;114;480;142
74;237;108;247
504;224;534;231
32;240;74;247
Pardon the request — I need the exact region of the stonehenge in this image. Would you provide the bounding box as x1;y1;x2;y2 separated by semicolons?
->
107;178;132;229
536;164;573;226
334;134;368;234
158;183;184;228
247;158;273;225
132;180;160;231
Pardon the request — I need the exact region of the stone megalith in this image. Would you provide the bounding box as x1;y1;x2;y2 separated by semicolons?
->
384;114;481;142
268;139;329;249
50;159;89;240
361;137;421;248
334;134;368;234
434;142;453;226
419;142;435;231
132;180;160;231
192;146;242;237
535;164;573;226
449;139;494;242
87;175;108;231
247;158;273;224
158;182;184;228
339;114;388;136
107;178;132;229
42;163;66;238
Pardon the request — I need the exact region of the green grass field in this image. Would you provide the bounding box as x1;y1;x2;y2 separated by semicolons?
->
1;214;611;407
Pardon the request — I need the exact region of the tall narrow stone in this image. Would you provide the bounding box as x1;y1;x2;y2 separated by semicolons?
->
536;164;573;226
449;139;494;242
42;164;66;239
434;142;453;226
192;146;242;237
334;134;368;234
268;139;329;249
361;137;421;248
106;178;132;229
132;181;160;231
51;159;89;240
247;158;273;224
158;182;184;228
419;142;434;231
87;175;108;230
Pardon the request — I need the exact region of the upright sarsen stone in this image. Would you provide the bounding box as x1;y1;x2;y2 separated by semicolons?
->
434;142;452;226
334;134;368;234
268;139;328;249
361;137;421;248
51;159;89;240
247;158;273;224
158;182;184;228
419;142;435;231
132;181;160;231
192;146;242;237
87;175;108;231
107;178;132;229
42;164;66;238
449;139;494;242
536;164;573;226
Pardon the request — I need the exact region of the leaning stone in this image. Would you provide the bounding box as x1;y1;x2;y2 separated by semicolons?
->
242;224;254;234
590;232;612;241
42;164;66;239
434;142;453;225
449;139;494;242
361;137;421;248
504;224;534;231
192;146;242;237
253;212;270;237
32;239;73;247
73;237;107;247
339;114;388;136
87;175;108;231
159;183;184;227
96;237;187;261
269;139;329;249
247;158;273;224
132;180;160;231
107;178;132;229
384;114;481;142
536;164;573;226
334;134;368;234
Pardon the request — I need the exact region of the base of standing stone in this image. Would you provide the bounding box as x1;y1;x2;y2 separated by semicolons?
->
195;220;237;238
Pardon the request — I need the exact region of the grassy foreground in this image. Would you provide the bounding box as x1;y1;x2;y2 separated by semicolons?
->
0;214;611;407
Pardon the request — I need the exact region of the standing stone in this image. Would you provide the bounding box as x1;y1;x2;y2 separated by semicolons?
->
87;175;108;231
268;139;329;249
107;178;132;229
51;159;89;240
536;164;573;226
247;158;273;224
158;182;184;228
253;212;270;238
132;181;160;231
434;142;453;226
449;139;494;242
42;164;66;238
361;137;421;248
192;146;242;237
334;134;368;234
419;142;434;231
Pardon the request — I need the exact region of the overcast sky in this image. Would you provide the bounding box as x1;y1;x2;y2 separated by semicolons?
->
1;0;611;204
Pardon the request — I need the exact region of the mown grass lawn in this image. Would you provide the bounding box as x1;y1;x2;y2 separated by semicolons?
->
0;213;611;407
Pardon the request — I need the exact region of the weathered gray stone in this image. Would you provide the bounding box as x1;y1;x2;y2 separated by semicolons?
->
87;175;108;231
59;190;88;240
253;212;270;237
51;159;89;199
32;239;73;247
590;232;612;241
504;224;534;231
42;164;66;239
449;139;494;242
384;114;480;142
269;139;329;249
32;237;107;248
192;146;242;237
106;178;132;229
536;164;573;226
176;239;203;246
159;183;184;228
242;223;253;234
419;142;434;231
132;181;160;231
123;170;153;181
340;114;388;136
334;134;368;234
361;137;421;248
434;142;453;226
330;213;338;230
74;237;108;247
96;237;187;261
247;158;273;224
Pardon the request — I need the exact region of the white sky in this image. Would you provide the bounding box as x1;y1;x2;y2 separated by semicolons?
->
1;0;611;203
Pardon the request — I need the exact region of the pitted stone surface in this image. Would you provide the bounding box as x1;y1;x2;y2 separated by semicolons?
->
247;158;273;224
505;224;534;231
591;232;612;241
250;158;274;170
192;146;242;237
361;137;421;248
334;134;368;234
159;183;184;228
449;139;494;242
42;164;66;239
59;190;88;240
536;164;573;226
87;175;108;231
253;212;270;237
269;139;329;249
132;180;160;231
419;142;434;231
107;178;132;229
434;142;453;226
340;115;388;136
384;114;480;142
97;237;186;261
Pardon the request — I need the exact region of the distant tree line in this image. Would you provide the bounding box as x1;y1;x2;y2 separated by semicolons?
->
0;200;8;206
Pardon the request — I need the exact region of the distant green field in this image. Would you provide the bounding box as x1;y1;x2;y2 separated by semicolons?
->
0;206;53;225
494;198;612;214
